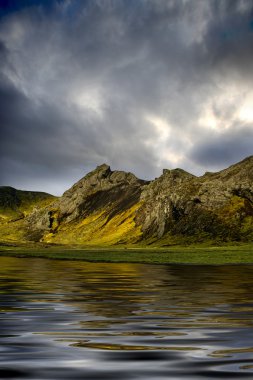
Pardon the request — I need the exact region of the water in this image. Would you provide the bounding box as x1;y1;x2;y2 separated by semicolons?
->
1;258;253;379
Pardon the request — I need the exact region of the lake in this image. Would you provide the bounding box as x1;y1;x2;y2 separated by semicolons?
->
1;257;253;379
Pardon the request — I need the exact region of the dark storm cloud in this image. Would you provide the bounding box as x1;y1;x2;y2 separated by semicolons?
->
202;0;253;77
0;0;253;194
189;123;253;169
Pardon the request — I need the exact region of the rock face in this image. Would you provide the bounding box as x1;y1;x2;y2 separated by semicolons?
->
58;164;147;223
1;156;253;245
136;168;197;239
26;164;148;244
136;156;253;243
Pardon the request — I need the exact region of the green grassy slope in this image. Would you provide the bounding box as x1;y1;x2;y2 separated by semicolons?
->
1;244;253;265
0;187;56;243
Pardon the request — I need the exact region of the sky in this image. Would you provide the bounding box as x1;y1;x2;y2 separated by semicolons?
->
0;0;253;195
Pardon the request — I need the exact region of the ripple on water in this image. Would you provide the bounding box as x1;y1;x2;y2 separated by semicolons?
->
1;258;253;379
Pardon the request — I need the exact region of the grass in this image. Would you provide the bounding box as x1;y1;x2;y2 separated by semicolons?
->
43;202;143;245
0;243;253;265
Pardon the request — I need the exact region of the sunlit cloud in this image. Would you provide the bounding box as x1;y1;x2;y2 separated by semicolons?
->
0;0;253;194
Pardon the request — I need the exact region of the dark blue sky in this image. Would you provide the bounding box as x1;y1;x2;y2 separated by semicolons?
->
0;0;56;16
0;0;253;194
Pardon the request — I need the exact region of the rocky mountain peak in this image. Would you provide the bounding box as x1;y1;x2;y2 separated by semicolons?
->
93;163;111;178
43;165;148;226
162;167;195;177
2;156;252;246
63;164;144;199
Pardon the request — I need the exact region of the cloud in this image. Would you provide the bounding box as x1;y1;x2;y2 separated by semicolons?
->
189;123;253;170
0;0;253;194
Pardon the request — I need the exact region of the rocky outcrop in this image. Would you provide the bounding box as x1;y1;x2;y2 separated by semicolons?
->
58;164;147;222
1;156;253;245
135;156;253;242
26;164;148;244
135;168;198;238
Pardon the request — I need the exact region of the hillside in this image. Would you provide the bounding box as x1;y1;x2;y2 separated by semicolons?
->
1;156;253;246
0;187;56;243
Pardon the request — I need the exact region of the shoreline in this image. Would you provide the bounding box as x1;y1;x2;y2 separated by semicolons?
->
1;244;253;265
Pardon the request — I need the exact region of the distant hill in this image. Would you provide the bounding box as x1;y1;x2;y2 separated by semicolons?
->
1;156;253;245
0;187;56;243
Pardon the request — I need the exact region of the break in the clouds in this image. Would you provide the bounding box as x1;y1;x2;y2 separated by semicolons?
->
0;0;253;194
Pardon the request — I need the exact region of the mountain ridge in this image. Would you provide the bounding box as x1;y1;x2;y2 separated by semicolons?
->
0;156;252;246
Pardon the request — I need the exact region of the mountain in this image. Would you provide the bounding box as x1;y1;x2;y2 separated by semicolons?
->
27;164;148;244
136;156;253;244
1;156;253;245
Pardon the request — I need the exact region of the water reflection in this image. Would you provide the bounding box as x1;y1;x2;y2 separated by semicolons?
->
1;257;253;378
